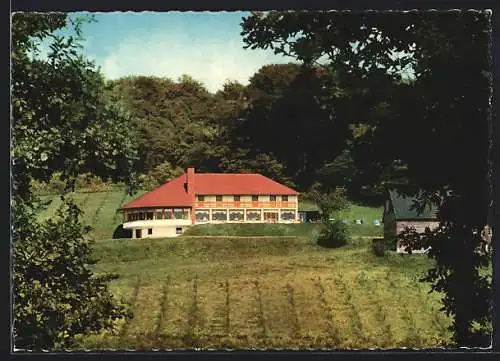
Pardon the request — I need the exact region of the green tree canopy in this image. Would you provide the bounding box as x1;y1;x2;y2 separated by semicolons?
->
241;10;492;346
105;75;221;173
12;13;138;350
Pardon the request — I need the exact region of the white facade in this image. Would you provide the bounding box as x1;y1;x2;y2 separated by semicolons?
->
123;219;192;239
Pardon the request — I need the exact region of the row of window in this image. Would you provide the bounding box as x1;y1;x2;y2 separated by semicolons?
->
135;227;182;238
126;208;189;222
197;195;290;202
195;209;296;222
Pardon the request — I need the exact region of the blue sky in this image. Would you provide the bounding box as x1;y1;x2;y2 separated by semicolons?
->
66;12;295;93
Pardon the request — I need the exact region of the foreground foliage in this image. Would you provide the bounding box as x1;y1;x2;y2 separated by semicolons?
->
241;10;493;346
12;13;137;350
14;199;131;349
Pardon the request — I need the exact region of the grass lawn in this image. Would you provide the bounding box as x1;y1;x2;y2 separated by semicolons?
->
32;190;493;350
36;189;148;239
76;236;452;350
35;190;454;349
334;204;384;225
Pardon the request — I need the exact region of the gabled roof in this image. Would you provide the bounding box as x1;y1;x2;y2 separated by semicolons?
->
194;173;298;195
122;172;298;209
387;189;438;220
122;175;193;209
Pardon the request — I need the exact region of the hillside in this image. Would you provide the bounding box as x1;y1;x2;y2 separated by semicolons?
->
39;191;449;349
37;189;147;240
78;236;451;349
34;190;452;349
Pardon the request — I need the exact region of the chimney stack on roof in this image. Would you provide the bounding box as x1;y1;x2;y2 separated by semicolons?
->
186;167;195;196
186;167;196;225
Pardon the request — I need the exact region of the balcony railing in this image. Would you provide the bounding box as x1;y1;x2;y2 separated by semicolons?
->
194;201;297;209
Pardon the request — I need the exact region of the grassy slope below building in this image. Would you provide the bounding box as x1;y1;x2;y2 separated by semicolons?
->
37;190;457;349
78;236;452;349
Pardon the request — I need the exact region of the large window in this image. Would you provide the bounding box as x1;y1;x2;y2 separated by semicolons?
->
270;195;277;202
280;210;296;221
126;208;192;222
216;195;223;202
246;209;261;221
195;209;210;222
174;208;189;220
212;209;228;221
229;209;244;221
252;195;258;202
282;195;288;202
234;195;240;202
165;209;174;219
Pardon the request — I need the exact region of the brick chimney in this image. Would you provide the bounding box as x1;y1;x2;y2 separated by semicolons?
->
186;167;195;196
186;167;196;224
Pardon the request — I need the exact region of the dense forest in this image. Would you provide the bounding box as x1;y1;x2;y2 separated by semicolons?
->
102;63;409;204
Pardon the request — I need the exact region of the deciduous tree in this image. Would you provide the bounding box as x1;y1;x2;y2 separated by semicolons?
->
12;13;138;350
241;10;492;346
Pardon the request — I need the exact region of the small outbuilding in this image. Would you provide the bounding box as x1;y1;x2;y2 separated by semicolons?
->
382;188;439;253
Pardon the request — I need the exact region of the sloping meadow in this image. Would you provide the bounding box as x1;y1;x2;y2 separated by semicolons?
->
35;190;449;349
80;236;452;350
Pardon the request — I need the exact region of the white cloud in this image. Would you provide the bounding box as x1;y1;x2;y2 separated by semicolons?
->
94;33;295;93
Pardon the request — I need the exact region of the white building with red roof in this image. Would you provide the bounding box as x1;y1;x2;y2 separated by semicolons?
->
121;168;300;238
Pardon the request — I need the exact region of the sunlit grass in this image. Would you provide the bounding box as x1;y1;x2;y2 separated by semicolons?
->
76;236;454;350
35;191;455;350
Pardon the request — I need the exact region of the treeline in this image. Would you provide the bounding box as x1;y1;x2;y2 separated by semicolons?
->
103;64;409;203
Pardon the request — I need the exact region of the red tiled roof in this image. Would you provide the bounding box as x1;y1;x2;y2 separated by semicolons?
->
121;172;298;209
122;175;193;209
195;173;298;195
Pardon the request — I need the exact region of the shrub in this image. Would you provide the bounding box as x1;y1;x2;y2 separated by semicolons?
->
30;173;116;195
30;173;66;196
74;173;115;193
306;184;348;222
30;179;48;195
13;198;131;350
316;220;349;248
